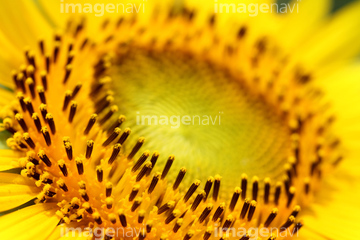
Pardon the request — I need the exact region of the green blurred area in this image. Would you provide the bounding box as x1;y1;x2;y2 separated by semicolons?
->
331;0;356;11
277;0;356;12
0;120;11;149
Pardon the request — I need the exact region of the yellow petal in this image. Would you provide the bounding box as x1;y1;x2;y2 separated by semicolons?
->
0;88;15;108
295;0;360;69
0;203;59;240
313;63;360;157
0;149;22;158
277;0;331;51
0;173;38;212
0;0;53;50
0;149;21;171
300;160;360;239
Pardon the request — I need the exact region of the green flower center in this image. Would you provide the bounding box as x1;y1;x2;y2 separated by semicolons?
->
111;48;291;195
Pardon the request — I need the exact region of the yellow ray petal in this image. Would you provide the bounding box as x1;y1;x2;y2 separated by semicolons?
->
313;63;360;155
295;0;360;69
0;32;22;89
0;72;15;90
0;149;22;171
0;88;15;107
0;0;53;50
277;0;331;51
0;203;59;240
0;30;23;61
0;157;20;171
299;157;360;240
0;172;34;184
0;149;22;158
0;173;39;212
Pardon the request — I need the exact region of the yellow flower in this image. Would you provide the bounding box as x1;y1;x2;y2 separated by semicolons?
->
0;0;360;239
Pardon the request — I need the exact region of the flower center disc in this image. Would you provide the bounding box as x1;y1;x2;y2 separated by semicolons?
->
111;48;291;194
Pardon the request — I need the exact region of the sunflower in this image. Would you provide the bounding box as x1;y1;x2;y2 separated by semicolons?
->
0;0;360;239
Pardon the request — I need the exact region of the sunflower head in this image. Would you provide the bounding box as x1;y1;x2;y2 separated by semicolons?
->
0;0;360;239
